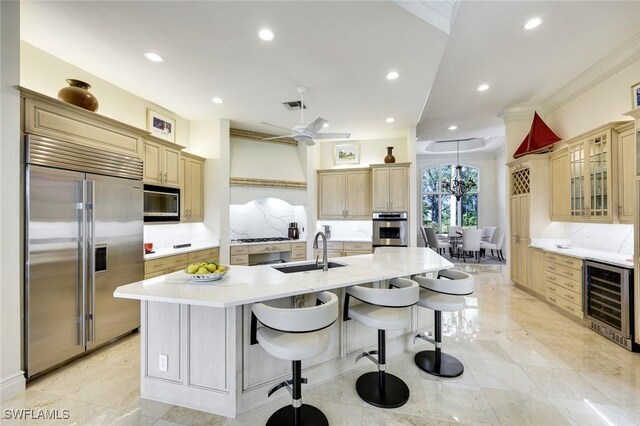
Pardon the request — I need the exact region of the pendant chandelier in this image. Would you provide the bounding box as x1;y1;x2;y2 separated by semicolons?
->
442;139;476;201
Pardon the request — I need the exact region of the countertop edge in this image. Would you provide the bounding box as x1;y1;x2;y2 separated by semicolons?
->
529;243;633;268
144;244;220;261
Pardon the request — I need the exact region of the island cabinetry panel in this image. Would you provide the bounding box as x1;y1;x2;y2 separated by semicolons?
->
146;302;182;383
188;306;228;391
180;153;205;222
21;90;144;158
545;252;583;319
143;138;181;187
317;168;371;219
371;163;410;212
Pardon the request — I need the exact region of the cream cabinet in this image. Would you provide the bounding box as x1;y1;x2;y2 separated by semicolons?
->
230;242;307;266
527;247;546;296
314;241;373;258
545;252;583;319
550;149;571;221
616;123;635;223
180;153;205;222
317;169;371;220
510;194;530;286
371;163;410;212
144;138;181;188
144;247;219;279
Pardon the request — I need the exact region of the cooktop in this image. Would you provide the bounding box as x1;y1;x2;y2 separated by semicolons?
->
234;237;292;243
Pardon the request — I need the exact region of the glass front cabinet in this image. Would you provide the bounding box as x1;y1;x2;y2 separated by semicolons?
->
567;127;613;222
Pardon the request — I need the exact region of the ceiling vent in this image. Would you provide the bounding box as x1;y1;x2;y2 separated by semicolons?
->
282;100;307;111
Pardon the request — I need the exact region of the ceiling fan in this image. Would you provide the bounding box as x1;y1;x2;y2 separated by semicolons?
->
260;87;351;146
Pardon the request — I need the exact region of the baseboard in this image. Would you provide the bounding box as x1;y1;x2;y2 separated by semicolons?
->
0;371;26;402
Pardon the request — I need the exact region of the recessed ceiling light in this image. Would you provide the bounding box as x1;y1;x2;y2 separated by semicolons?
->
448;125;458;130
212;97;223;104
477;84;490;92
144;52;164;62
259;28;274;41
523;17;542;30
385;117;395;123
386;71;399;80
323;123;329;128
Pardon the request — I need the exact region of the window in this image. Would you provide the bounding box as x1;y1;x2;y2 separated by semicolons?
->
421;165;479;233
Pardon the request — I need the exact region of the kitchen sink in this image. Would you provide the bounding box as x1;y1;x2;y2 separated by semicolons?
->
272;261;345;274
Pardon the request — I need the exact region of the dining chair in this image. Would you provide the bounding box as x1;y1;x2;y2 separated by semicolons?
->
448;225;462;236
481;226;496;243
420;226;429;247
481;228;505;261
425;227;451;256
458;229;483;262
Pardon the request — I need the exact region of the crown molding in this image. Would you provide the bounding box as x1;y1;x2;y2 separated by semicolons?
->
495;105;538;122
229;128;297;146
540;32;640;115
229;177;306;190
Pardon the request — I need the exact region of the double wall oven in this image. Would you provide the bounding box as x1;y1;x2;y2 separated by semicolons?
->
372;211;408;248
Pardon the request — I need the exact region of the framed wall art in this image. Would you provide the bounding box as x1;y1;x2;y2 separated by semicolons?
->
333;143;360;165
147;108;176;143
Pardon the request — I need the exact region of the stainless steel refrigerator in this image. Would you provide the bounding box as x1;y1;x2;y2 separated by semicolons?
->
25;135;144;378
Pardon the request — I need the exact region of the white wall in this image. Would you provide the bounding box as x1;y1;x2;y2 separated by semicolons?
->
495;148;507;229
1;0;26;401
20;42;193;149
416;151;500;229
545;59;640;140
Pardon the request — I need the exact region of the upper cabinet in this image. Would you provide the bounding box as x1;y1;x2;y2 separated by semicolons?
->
550;149;571;221
180;152;205;222
550;121;634;223
616;122;635;223
143;138;182;188
317;168;371;220
371;163;410;212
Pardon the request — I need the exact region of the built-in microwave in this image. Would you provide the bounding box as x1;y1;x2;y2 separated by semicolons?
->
143;184;180;222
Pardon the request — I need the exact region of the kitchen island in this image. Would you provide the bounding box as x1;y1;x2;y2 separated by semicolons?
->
114;247;452;417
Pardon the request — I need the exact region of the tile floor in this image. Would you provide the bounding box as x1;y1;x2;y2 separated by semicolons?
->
4;265;640;425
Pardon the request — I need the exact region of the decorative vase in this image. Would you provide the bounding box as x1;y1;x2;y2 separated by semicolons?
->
57;79;99;112
384;146;396;163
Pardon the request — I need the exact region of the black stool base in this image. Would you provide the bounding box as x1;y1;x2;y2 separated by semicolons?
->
266;404;328;426
415;350;464;378
355;371;410;408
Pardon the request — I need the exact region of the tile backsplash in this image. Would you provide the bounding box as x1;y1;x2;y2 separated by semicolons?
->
144;223;217;250
570;223;633;255
229;198;306;240
316;220;372;241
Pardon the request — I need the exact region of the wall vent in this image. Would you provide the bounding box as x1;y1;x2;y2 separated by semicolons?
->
282;101;306;111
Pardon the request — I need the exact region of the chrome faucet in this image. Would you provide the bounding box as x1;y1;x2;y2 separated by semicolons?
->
313;231;328;271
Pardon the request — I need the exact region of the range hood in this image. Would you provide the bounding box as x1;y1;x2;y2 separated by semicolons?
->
513;112;561;159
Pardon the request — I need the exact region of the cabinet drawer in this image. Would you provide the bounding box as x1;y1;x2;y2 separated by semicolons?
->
316;241;343;250
248;243;292;254
546;272;582;294
230;246;249;255
291;252;306;261
230;254;249;265
292;242;306;251
547;293;583;318
343;242;372;252
546;263;582;282
545;253;582;270
316;249;343;258
188;248;219;263
145;254;188;274
546;283;581;305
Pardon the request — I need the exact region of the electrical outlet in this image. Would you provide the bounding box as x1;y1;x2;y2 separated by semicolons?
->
585;230;591;239
159;354;168;372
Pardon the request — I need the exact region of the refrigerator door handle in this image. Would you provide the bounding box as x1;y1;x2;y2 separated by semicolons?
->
86;180;96;343
80;180;88;346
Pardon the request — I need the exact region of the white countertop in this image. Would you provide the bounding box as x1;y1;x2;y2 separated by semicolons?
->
115;247;453;308
144;244;219;261
529;242;634;268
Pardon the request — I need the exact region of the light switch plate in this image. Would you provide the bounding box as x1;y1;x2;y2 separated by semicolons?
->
159;354;168;372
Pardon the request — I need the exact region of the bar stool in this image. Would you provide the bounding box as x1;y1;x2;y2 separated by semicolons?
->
412;269;474;378
343;277;419;408
251;291;339;426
